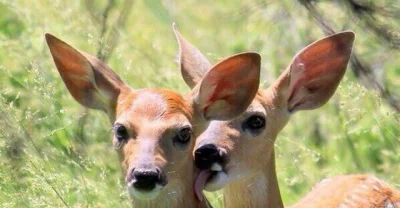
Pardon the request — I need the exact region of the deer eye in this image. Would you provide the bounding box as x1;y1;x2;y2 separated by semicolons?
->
173;127;192;149
178;127;191;143
243;115;266;134
113;124;129;149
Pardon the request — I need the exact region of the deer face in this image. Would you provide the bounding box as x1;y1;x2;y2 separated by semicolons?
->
45;32;196;199
113;89;193;199
193;91;290;191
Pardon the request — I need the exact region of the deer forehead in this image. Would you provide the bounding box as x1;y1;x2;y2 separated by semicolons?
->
242;99;266;117
198;95;266;135
116;89;192;124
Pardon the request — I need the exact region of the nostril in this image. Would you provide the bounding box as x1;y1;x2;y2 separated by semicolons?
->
155;167;161;175
126;168;135;183
195;144;222;169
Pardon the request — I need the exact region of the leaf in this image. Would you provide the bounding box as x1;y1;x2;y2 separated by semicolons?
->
9;77;26;89
47;129;70;155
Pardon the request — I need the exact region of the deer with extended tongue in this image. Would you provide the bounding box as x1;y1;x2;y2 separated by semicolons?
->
175;28;400;208
45;27;261;208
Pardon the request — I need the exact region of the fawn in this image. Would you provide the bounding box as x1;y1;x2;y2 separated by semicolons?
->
291;174;400;208
175;28;400;207
45;29;261;208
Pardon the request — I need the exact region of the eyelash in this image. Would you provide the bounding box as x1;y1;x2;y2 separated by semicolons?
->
113;124;129;149
242;115;266;135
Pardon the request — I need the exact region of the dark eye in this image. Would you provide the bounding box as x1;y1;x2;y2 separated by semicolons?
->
115;124;129;141
177;127;191;143
173;127;192;149
244;115;266;131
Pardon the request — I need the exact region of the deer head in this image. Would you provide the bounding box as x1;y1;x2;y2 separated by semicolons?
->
173;29;355;200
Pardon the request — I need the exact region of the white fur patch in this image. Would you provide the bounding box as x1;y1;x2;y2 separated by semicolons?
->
127;184;163;200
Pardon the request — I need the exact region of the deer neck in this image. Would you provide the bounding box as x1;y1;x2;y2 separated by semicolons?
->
223;150;283;208
130;161;208;208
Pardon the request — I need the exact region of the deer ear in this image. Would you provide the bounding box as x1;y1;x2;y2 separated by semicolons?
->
275;31;355;113
45;33;125;112
195;52;261;120
173;23;212;88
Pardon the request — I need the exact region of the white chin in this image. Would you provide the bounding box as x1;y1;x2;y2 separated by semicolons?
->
204;171;229;192
127;185;162;200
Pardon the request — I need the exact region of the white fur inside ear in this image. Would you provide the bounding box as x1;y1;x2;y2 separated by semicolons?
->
204;100;229;120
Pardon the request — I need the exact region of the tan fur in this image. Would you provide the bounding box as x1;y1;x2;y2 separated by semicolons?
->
47;29;261;207
176;31;390;207
114;89;202;208
223;151;284;208
46;34;207;208
290;175;400;208
196;74;400;208
189;31;400;208
196;86;290;208
171;25;400;207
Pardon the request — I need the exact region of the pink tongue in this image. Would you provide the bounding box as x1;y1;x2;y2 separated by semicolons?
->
194;170;211;202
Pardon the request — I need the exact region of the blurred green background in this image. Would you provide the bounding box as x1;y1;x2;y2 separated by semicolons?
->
0;0;399;207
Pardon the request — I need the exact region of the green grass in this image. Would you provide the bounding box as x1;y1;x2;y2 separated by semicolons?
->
0;0;399;207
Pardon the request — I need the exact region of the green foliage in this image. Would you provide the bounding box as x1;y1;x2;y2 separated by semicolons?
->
0;0;399;207
0;3;25;38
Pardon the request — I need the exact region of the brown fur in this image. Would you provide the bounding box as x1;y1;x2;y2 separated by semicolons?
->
194;86;290;208
191;31;400;207
46;29;261;208
290;175;400;208
174;30;395;207
46;34;207;208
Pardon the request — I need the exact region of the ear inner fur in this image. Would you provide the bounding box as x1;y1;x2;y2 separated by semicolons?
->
196;52;261;120
284;31;355;112
45;33;124;112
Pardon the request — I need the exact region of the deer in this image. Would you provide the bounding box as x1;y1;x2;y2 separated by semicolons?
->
174;28;400;208
291;174;400;208
45;29;261;208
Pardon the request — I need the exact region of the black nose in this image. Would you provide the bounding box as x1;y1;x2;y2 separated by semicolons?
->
131;169;161;191
194;144;224;169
